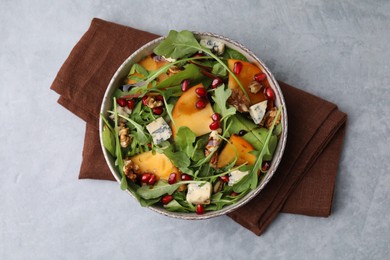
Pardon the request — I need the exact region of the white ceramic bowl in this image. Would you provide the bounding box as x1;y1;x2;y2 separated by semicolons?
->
99;32;287;219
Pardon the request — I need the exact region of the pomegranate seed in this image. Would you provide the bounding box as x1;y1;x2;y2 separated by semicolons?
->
195;87;207;97
264;87;275;101
142;96;149;106
168;173;177;184
233;62;243;75
117;98;127;107
141;173;152;183
181;79;190;92
181;174;193;181
147;174;157;185
209;121;220;130
254;73;267;82
195;99;207;109
127;99;135;109
211;113;221;122
196;204;205;215
262;161;271;172
238;130;247;136
152;107;163;115
155;95;164;101
211;77;223;89
147;143;152;149
230;192;239;197
220;175;229;183
161;195;173;205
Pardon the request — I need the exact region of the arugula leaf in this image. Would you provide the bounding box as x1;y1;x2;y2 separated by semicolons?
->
158;63;204;88
137;180;202;200
211;62;227;76
101;116;115;157
222;47;249;62
113;98;127;190
118;114;149;145
175;126;197;157
212;85;236;130
160;144;192;173
128;63;149;78
153;30;201;59
164;200;190;212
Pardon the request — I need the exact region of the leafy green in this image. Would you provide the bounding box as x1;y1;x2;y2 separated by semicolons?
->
137;180;202;200
159;144;191;173
153;30;201;59
212;62;227;76
212;85;236;121
118;114;149;145
164;200;190;212
128;63;149;78
113;98;126;190
101;119;115;157
223;47;249;62
175;126;197;157
158;63;204;88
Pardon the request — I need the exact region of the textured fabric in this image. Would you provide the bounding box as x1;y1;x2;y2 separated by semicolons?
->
51;18;347;236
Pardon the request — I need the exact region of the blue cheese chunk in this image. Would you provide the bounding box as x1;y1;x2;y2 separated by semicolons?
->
228;170;249;186
200;37;225;55
249;100;268;124
146;117;172;145
186;182;212;205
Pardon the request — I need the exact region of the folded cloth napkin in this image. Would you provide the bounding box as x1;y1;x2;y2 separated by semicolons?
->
51;18;347;236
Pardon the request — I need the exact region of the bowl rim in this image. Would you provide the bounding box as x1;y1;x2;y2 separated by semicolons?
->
99;31;288;220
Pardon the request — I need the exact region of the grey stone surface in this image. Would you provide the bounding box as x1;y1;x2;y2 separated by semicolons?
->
1;0;389;259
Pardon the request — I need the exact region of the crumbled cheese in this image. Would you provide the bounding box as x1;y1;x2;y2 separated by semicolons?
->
249;100;268;124
146;117;172;145
186;182;212;205
228;170;250;186
200;38;225;55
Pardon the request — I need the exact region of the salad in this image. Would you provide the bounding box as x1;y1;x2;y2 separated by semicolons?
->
101;30;282;214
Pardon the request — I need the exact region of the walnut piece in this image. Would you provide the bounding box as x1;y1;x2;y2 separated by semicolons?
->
228;88;250;113
118;124;131;148
168;66;182;76
122;159;139;183
145;97;163;108
260;107;281;129
248;81;263;94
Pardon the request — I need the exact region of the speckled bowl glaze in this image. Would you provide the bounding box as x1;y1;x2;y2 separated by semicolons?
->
99;32;288;220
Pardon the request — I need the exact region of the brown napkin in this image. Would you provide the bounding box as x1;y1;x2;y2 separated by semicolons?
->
51;18;347;236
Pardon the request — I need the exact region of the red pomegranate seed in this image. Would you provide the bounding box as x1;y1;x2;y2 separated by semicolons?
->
196;204;205;215
161;195;173;205
147;174;157;185
209;121;220;130
142;96;149;106
127;99;135;109
155;95;164;101
168;173;177;185
262;161;271;171
195;87;207;97
211;77;223;89
220;175;229;183
230;192;238;197
181;174;193;181
211;113;221;122
254;73;267;82
152;107;163;115
195;99;207;109
141;173;152;183
181;79;190;92
117;98;127;107
147;143;152;149
233;62;243;75
263;87;275;101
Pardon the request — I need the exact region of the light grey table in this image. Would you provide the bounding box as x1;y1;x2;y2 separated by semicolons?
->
1;0;389;259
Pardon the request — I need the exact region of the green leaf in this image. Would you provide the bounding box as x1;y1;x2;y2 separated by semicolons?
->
137;180;201;200
164;200;190;212
212;85;236;122
101;121;115;157
128;63;149;78
153;30;201;59
118;114;149;145
211;62;227;76
120;175;128;190
158;63;204;88
223;47;249;62
175;126;197;157
160;144;191;173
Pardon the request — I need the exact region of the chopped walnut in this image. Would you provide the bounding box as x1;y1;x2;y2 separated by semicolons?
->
122;159;139;182
228;88;250;113
248;81;263;94
260;107;281;129
118;124;131;148
145;96;163;108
